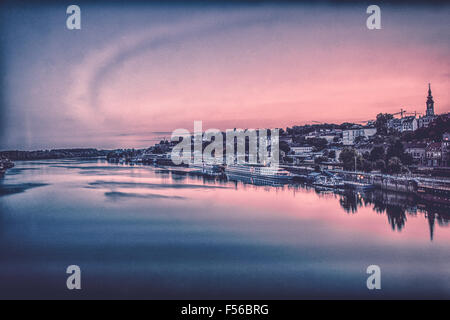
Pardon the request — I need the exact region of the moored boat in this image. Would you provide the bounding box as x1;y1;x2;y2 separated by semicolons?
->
225;164;293;183
344;181;375;191
190;163;224;177
313;175;345;188
417;181;450;205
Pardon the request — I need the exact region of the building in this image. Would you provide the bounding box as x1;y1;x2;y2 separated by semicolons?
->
418;83;437;128
401;116;418;132
325;146;341;161
305;135;336;143
280;135;293;144
443;132;450;148
442;133;450;167
387;118;399;132
387;118;402;132
343;127;377;145
288;145;314;165
425;142;443;167
387;115;418;133
387;84;437;132
291;146;314;155
404;143;427;165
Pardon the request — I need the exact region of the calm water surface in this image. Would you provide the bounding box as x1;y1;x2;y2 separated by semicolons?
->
0;159;449;299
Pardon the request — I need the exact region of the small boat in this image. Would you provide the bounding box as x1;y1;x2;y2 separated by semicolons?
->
313;175;345;188
190;163;224;177
344;181;375;191
305;172;322;183
226;173;286;187
132;157;143;164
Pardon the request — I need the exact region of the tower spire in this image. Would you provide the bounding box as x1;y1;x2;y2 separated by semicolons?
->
426;83;435;117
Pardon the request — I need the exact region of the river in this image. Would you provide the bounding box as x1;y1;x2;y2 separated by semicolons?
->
0;159;448;299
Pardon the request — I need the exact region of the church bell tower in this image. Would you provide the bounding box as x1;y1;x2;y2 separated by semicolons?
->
426;83;435;117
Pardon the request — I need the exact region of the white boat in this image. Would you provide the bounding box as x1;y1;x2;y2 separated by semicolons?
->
225;164;293;182
190;163;224;176
313;175;345;188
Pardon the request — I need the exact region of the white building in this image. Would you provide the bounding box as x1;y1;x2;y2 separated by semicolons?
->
305;135;336;143
401;116;418;132
343;128;377;145
388;116;418;133
291;146;314;155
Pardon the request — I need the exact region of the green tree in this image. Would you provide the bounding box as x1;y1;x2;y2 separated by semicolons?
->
386;139;413;166
375;113;393;135
339;148;358;171
370;146;385;162
363;151;371;160
375;159;386;172
354;136;366;144
293;135;306;144
401;152;413;166
362;159;373;172
387;157;402;174
314;156;328;164
328;150;336;160
310;138;328;151
386;140;405;160
279;141;291;154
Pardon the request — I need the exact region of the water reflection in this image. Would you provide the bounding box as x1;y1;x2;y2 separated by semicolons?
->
210;171;450;240
335;189;450;240
1;161;448;240
0;159;449;299
0;182;48;196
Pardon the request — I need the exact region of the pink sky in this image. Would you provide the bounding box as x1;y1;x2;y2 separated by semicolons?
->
1;4;449;149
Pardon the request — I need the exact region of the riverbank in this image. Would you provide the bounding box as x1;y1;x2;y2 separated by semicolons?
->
0;149;109;161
